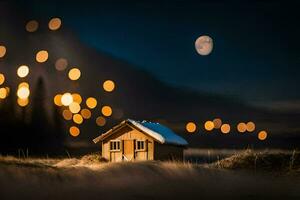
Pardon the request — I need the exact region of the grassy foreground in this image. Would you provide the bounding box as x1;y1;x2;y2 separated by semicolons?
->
0;150;300;200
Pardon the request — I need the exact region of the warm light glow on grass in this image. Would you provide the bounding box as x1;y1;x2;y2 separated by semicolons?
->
17;87;30;99
36;50;49;63
204;120;214;131
213;118;222;129
81;108;91;119
17;98;29;107
25;20;39;32
62;109;72;120
0;88;7;99
186;122;196;133
96;116;106;126
69;102;81;114
101;105;112;117
237;122;247;133
221;124;230;134
0;74;5;85
54;94;62;106
17;65;29;78
258;131;267;141
0;45;6;58
61;93;73;106
69;126;80;137
68;68;81;81
55;58;68;71
73;114;83;124
49;18;62;31
72;93;82;104
246;121;256;132
103;80;115;92
86;97;97;109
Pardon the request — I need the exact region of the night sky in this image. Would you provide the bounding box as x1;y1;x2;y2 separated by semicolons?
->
18;0;299;107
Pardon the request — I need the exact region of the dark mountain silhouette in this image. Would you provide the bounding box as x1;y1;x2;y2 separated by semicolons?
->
0;2;299;156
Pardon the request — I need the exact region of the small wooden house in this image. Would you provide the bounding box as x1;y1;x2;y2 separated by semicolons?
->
93;119;188;162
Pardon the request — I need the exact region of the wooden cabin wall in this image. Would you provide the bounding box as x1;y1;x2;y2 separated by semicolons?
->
154;143;184;161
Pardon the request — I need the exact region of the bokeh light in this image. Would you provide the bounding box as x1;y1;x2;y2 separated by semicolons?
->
25;20;39;32
101;105;112;117
54;94;62;106
96;116;106;126
69;126;80;137
18;82;29;88
0;88;7;99
103;80;115;92
81;108;91;119
62;109;72;120
48;17;62;31
186;122;196;133
213;118;222;129
237;122;247;133
72;93;82;104
68;68;81;81
246;121;256;132
0;45;6;58
221;124;230;134
36;50;49;63
73;114;83;124
86;97;97;109
69;102;81;114
17;87;30;99
17;65;29;78
55;58;68;71
0;73;5;85
17;98;29;107
258;131;268;141
204;120;214;131
61;93;73;106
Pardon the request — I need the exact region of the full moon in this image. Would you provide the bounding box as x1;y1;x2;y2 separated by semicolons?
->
195;35;213;56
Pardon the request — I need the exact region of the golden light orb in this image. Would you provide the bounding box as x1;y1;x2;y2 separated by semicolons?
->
101;105;112;117
62;109;73;120
69;126;80;137
0;73;5;85
86;97;97;109
103;80;115;92
0;45;6;58
61;93;73;106
18;82;29;88
96;116;106;126
55;58;68;71
69;102;81;114
258;131;268;141
213;118;222;129
68;68;81;81
0;87;7;99
17;65;29;78
186;122;197;133
221;124;231;134
246;121;256;132
204;120;214;131
53;94;62;106
72;93;82;104
25;20;39;32
237;122;247;133
73;114;83;124
81;108;91;119
36;50;49;63
17;98;29;107
48;17;62;31
17;87;30;99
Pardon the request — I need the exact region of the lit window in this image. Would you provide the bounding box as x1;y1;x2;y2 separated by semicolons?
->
110;140;121;151
136;140;145;151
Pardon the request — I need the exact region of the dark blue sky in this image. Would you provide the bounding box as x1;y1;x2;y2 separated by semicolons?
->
25;0;300;104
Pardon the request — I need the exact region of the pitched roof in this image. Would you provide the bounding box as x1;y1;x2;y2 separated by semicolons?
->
93;119;188;146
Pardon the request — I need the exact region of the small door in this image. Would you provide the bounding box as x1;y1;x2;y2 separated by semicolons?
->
123;140;134;161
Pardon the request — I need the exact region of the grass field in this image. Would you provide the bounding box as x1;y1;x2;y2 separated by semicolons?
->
0;149;299;200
